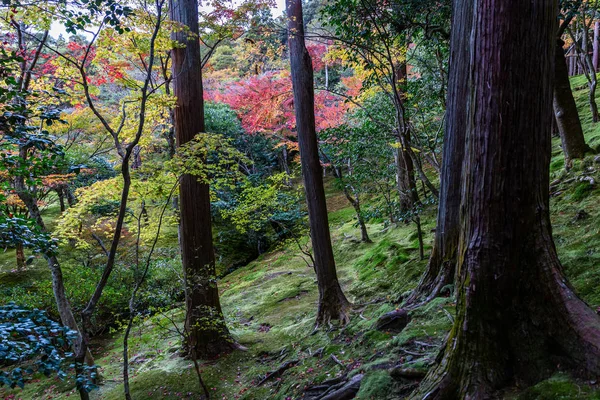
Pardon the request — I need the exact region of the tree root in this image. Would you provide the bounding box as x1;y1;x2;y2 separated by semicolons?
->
256;359;299;386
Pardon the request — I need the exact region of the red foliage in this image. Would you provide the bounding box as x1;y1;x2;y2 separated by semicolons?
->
208;71;348;140
306;42;327;72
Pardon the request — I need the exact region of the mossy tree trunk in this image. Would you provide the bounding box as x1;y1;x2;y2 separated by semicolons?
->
170;0;235;358
403;0;471;307
411;0;600;397
286;0;350;326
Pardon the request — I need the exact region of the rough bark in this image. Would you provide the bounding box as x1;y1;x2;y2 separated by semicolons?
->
411;1;600;398
286;0;350;326
403;0;471;307
554;39;592;166
170;0;234;358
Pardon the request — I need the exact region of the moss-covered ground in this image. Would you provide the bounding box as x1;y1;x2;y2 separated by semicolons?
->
3;76;600;399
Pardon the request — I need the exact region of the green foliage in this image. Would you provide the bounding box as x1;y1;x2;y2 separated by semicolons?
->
219;172;303;233
168;133;249;190
0;303;76;390
0;215;57;256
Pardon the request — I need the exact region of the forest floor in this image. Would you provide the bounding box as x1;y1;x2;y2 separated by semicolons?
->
2;77;600;399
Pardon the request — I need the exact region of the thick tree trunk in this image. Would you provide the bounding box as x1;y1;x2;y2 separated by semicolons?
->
554;39;592;166
403;0;471;307
286;0;350;326
170;0;234;358
412;1;600;398
15;243;25;270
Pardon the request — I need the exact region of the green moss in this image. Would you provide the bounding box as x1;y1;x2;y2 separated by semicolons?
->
571;182;595;201
393;298;453;347
355;371;395;400
516;373;600;400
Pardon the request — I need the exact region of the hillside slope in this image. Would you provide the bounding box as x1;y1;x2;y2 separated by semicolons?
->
2;77;600;399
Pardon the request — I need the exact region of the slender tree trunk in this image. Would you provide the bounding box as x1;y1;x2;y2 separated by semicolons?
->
170;0;234;358
403;0;470;307
164;83;180;215
57;188;66;213
343;187;370;243
65;187;76;207
412;1;600;397
577;25;600;123
393;61;421;213
554;39;592;167
286;0;350;326
281;144;292;185
15;243;25;270
393;145;417;212
14;159;92;371
352;193;370;244
589;77;599;122
331;165;371;243
131;145;142;169
594;21;600;72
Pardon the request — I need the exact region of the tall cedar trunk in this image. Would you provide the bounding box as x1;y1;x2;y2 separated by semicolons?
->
411;1;600;397
15;243;25;270
403;0;470;307
554;39;592;166
170;0;234;358
286;0;350;326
